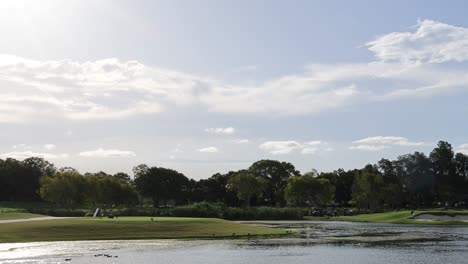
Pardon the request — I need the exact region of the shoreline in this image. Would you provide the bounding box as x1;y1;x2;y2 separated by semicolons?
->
304;210;468;226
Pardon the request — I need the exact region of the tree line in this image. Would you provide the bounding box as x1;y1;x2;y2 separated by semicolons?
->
0;140;467;212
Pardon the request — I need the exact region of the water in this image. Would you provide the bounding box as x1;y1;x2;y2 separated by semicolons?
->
1;221;467;264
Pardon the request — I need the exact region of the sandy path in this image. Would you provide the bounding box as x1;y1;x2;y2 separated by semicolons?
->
0;216;76;224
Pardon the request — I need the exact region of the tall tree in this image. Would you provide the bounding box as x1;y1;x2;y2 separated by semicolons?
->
395;152;432;208
248;160;299;206
454;153;468;201
351;170;384;212
113;172;132;184
134;166;189;207
285;173;335;207
39;171;87;208
430;141;456;202
228;171;266;207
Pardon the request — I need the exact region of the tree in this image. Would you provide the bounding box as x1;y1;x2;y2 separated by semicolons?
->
351;170;384;212
248;160;299;206
133;164;149;177
189;172;239;206
84;173;138;207
23;157;56;178
227;171;266;207
285;173;335;207
378;158;399;184
395;152;433;208
454;153;468;181
134;166;189;207
334;169;355;206
318;169;355;206
39;171;87;208
430;141;456;202
0;157;55;201
113;172;132;184
377;159;404;209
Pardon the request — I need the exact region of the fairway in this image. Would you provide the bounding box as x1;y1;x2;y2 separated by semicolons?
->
0;217;288;243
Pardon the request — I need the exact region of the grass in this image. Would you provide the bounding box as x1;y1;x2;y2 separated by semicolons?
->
305;209;468;225
0;216;289;243
0;207;44;221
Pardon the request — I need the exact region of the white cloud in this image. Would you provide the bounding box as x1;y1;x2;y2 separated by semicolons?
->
350;136;424;151
301;147;319;155
259;140;331;155
259;141;303;155
172;144;183;153
79;148;136;158
198;146;219;153
12;144;31;150
205;127;235;134
456;144;468;155
0;20;467;122
367;19;468;64
1;151;69;160
44;144;56;150
234;139;249;144
353;136;425;147
307;140;325;146
349;145;389;151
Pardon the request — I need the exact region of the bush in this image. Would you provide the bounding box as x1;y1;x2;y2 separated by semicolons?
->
222;207;303;220
111;203;303;220
16;201;303;220
28;208;88;217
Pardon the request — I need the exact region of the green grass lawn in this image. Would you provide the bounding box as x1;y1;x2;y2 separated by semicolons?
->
0;216;289;243
0;207;44;221
305;209;468;225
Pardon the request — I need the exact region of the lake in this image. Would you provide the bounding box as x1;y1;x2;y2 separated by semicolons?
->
1;221;467;264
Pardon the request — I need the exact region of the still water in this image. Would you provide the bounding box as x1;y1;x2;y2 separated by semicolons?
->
1;221;467;264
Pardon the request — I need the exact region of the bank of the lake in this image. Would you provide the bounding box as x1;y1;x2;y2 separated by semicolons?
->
0;216;290;243
305;209;468;225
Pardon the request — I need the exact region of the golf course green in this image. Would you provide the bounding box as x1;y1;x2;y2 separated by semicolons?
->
0;216;289;243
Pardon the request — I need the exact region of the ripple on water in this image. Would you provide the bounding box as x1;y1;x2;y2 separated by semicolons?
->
1;222;467;264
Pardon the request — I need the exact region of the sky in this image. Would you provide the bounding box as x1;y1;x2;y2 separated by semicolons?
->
1;0;468;179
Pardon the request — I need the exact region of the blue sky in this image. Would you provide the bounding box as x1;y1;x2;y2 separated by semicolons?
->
1;0;468;178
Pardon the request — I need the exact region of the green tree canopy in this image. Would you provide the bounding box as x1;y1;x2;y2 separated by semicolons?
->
227;171;266;207
134;166;189;207
248;159;299;206
285;173;335;207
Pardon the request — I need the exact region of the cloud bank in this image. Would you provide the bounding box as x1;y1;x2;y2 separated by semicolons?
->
0;20;467;124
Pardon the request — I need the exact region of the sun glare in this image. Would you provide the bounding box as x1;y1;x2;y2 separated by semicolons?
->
0;0;57;21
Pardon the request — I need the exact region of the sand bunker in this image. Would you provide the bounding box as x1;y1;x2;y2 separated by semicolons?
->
413;213;468;221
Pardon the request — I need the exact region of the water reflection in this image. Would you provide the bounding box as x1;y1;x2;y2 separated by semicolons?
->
1;221;467;264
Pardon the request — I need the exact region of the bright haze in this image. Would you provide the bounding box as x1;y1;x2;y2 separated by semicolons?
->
1;0;468;179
